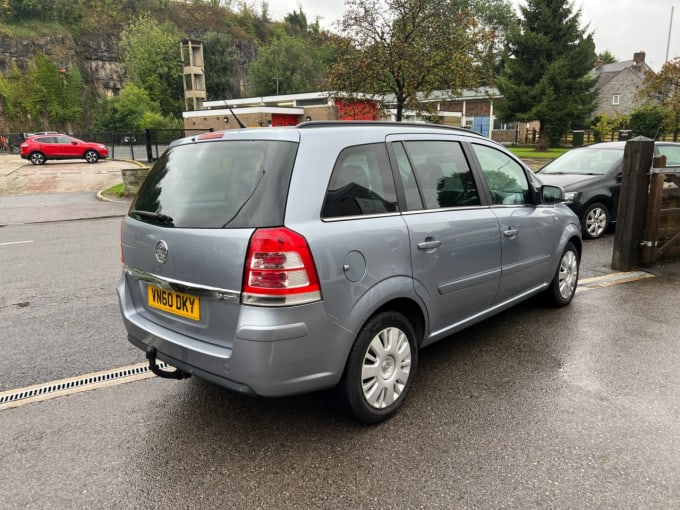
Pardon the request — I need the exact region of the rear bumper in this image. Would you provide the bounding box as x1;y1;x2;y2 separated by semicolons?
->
117;279;353;397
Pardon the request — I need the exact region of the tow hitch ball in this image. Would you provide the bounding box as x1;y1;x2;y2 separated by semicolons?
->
146;347;191;380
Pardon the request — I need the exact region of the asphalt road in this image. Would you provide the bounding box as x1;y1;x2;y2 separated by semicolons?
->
0;241;678;509
1;157;679;509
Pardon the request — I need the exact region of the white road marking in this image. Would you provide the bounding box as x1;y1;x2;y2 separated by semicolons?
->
0;240;34;246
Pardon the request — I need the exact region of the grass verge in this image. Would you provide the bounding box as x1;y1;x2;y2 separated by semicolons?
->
101;182;125;198
509;147;569;159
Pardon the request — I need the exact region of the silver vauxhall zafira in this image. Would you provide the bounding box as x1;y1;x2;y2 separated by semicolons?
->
117;121;581;423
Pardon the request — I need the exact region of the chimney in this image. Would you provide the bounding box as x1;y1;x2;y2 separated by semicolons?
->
633;51;646;66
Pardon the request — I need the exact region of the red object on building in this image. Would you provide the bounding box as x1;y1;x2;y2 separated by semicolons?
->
271;114;299;127
335;99;378;121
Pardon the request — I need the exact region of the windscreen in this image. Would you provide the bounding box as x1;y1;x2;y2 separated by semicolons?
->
130;140;297;228
657;145;680;166
538;147;623;176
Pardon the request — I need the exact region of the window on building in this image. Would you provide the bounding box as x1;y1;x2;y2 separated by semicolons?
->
612;95;620;106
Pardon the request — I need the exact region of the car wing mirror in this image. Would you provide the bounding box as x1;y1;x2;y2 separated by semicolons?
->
541;185;564;204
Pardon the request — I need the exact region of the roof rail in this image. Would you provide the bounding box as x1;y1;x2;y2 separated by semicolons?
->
295;120;480;135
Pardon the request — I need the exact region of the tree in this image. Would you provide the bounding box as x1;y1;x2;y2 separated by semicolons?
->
119;14;184;118
590;112;626;142
462;0;518;66
637;57;680;141
597;50;617;64
249;33;324;95
495;0;598;148
203;31;240;100
22;54;84;131
0;60;26;128
628;105;666;139
329;0;495;121
92;83;163;132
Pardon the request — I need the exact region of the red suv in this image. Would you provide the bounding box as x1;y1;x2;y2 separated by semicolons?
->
20;134;109;165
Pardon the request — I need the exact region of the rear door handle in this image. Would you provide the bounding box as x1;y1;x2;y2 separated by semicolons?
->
503;228;518;238
417;239;442;250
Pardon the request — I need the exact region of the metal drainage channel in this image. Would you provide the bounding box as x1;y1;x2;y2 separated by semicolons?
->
0;361;169;410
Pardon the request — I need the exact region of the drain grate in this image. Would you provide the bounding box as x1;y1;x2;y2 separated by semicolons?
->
0;361;169;410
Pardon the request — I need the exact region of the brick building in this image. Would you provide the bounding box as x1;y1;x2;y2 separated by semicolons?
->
182;89;537;145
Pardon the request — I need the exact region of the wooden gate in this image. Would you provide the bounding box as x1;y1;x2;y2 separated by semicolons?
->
612;138;680;270
641;157;680;265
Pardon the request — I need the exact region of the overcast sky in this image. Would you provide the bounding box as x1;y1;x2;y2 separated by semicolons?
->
265;0;679;71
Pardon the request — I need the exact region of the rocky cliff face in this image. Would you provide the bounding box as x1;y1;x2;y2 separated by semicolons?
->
78;32;127;96
0;28;255;99
0;29;126;96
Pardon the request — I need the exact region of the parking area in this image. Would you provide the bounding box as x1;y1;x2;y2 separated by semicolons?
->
1;151;679;508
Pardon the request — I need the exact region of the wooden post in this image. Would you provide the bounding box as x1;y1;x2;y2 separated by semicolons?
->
611;137;655;271
640;156;666;266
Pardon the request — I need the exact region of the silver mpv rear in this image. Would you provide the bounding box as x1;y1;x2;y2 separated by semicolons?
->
117;122;581;423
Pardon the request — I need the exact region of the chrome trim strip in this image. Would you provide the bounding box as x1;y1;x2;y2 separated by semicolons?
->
124;265;240;301
321;212;400;222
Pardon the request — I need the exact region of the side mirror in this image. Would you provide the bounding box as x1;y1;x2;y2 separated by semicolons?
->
541;185;564;204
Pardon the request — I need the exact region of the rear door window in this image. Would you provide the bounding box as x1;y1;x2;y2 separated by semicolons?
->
322;143;398;218
402;140;481;209
131;140;297;228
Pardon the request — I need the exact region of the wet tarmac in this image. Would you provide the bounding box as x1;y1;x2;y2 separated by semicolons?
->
1;153;679;509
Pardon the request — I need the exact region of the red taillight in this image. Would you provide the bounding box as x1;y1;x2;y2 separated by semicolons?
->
242;227;321;306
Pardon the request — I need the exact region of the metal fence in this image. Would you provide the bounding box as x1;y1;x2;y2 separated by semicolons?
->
0;128;212;163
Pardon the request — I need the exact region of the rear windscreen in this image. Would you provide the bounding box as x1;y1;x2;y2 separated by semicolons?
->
130;140;297;228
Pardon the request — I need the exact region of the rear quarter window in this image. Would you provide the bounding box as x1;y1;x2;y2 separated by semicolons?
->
322;143;398;218
131;140;297;228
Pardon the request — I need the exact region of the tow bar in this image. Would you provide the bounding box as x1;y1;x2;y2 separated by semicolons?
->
146;347;191;380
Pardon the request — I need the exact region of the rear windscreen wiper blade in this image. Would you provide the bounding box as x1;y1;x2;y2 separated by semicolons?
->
130;210;174;225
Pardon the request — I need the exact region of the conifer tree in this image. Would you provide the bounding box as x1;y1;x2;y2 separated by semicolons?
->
496;0;597;148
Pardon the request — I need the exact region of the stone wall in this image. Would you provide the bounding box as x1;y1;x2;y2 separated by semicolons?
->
121;167;150;197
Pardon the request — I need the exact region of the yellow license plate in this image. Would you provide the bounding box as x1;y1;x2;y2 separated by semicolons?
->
148;286;200;321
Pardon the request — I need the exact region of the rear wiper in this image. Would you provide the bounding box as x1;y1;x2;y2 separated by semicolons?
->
130;210;174;225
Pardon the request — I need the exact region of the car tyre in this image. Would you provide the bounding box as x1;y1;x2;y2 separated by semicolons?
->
582;202;609;239
84;150;99;163
341;311;418;424
546;242;579;307
29;152;46;165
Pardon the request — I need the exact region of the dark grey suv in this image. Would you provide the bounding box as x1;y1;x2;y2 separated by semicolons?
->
117;122;581;422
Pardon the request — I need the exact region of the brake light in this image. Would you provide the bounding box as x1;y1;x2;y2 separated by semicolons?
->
242;227;321;306
198;131;225;140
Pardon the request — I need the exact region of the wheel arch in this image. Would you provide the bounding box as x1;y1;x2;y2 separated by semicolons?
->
553;223;582;273
371;297;426;349
341;276;427;348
